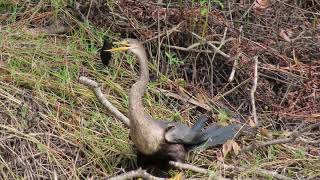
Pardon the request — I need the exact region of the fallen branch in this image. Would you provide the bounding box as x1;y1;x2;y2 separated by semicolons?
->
170;161;290;180
108;168;165;180
79;76;130;127
169;161;209;174
169;161;229;180
241;122;320;152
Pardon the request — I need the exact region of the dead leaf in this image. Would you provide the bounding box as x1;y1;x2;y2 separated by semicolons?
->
232;140;241;155
248;117;257;128
194;92;211;111
178;86;190;99
253;0;270;10
223;140;240;157
217;154;224;162
222;140;232;158
259;128;273;138
196;92;207;106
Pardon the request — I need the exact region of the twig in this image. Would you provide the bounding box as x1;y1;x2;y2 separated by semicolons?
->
228;26;242;82
241;122;320;152
154;88;211;111
79;76;130;127
164;39;233;54
86;0;94;21
207;39;230;58
215;78;251;100
239;2;255;21
74;2;86;21
243;37;290;62
221;164;291;180
163;44;215;53
107;168;165;180
299;137;320;144
145;21;184;43
276;0;320;16
169;161;229;180
228;54;239;82
190;32;231;58
169;161;209;174
251;56;259;126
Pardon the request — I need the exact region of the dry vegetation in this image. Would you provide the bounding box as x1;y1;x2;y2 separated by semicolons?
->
0;0;319;179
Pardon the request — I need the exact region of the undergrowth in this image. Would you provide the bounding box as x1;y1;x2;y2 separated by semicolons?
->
0;0;319;179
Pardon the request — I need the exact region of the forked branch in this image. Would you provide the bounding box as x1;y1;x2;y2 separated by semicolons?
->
79;76;130;127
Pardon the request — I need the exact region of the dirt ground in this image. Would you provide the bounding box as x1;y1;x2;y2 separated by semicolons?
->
0;0;319;179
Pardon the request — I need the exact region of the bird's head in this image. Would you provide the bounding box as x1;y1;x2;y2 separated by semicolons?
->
105;38;145;57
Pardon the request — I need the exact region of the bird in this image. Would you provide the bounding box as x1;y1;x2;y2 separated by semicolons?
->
105;38;245;164
106;38;186;162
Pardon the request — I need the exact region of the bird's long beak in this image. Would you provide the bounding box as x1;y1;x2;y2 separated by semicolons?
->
105;41;131;52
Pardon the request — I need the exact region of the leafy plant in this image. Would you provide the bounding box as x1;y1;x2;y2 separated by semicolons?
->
165;51;184;66
217;109;230;124
294;148;306;159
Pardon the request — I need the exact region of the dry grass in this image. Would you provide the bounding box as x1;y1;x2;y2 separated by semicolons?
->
0;0;319;179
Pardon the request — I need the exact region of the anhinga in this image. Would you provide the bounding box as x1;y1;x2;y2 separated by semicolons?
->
107;39;186;162
106;38;243;163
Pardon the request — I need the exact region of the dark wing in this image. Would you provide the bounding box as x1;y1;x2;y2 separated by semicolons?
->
193;125;241;149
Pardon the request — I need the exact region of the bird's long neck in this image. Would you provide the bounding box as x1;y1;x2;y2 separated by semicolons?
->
129;49;151;126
